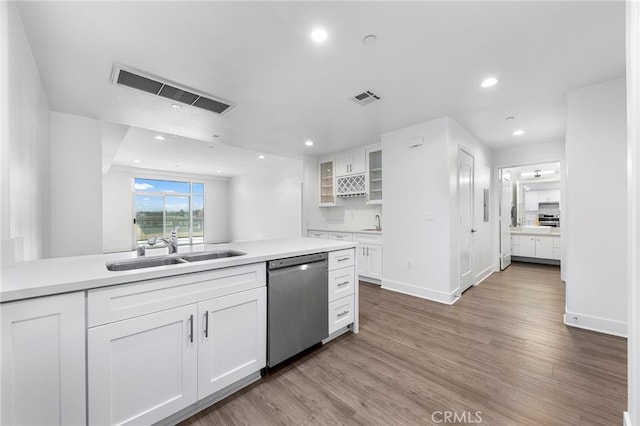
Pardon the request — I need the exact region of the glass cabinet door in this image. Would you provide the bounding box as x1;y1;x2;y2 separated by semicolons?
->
319;159;335;206
367;149;382;204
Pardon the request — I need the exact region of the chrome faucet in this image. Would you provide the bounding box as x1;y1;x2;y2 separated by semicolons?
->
148;227;179;254
375;214;381;231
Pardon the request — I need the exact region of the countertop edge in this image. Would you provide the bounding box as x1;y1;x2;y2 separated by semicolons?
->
1;239;357;303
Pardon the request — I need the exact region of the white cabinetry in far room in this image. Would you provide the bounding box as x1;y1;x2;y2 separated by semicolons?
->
512;234;559;260
538;189;560;203
353;233;383;282
524;191;539;211
335;147;366;177
87;264;266;426
1;292;86;426
366;145;383;205
318;156;336;207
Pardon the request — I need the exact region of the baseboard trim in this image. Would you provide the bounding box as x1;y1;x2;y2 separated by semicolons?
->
623;411;631;426
382;279;458;305
360;276;381;285
564;311;627;337
474;266;493;286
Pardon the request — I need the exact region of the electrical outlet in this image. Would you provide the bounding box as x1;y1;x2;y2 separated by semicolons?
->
406;259;413;268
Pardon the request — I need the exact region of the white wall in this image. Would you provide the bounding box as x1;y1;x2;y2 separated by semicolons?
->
50;112;102;257
626;2;640;424
565;77;627;336
1;2;51;265
102;167;230;252
229;158;303;242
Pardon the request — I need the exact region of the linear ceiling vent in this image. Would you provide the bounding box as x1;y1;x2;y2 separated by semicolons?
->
352;90;381;106
111;64;235;115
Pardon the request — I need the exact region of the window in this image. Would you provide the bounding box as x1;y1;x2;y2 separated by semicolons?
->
134;178;205;245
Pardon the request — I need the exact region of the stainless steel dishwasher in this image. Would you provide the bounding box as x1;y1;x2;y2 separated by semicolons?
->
267;252;328;368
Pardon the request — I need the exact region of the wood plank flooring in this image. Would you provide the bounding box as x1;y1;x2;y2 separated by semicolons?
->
179;262;627;425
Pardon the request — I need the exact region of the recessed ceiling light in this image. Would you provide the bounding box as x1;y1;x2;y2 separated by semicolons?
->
133;159;141;164
305;140;314;146
154;135;165;140
258;155;265;159
513;129;525;136
480;77;498;88
217;170;222;173
170;103;181;109
363;35;377;46
311;28;328;43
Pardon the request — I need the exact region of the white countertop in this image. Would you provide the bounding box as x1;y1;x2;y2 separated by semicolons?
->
510;228;561;236
308;227;382;235
0;238;356;303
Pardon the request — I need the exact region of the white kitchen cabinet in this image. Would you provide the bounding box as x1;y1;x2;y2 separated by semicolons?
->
88;304;198;426
318;156;336;206
88;264;266;426
510;234;519;256
538;189;560;203
335;147;366;177
524;191;539;211
198;287;266;398
513;234;557;260
366;146;383;204
553;235;561;260
327;248;356;336
308;230;329;239
354;233;383;282
1;292;86;426
328;231;353;242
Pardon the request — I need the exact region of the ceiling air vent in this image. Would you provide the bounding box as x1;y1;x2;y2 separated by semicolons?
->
352;90;381;106
111;64;235;116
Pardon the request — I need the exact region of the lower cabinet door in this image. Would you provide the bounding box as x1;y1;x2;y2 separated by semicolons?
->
88;304;198;426
1;292;86;426
328;295;355;335
366;244;383;279
198;287;266;399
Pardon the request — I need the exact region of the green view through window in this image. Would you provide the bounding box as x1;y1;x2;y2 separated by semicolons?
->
134;178;204;245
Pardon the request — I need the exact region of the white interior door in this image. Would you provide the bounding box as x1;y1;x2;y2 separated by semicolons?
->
459;149;474;293
500;170;512;270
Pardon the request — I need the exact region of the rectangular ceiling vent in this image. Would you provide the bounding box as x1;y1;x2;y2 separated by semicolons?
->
352;90;381;106
111;64;235;116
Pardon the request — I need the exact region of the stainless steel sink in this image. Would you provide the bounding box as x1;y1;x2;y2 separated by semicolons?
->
106;256;187;271
179;250;246;262
106;249;246;271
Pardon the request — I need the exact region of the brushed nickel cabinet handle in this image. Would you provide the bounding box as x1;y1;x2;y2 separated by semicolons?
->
204;311;209;338
337;310;350;318
188;314;194;343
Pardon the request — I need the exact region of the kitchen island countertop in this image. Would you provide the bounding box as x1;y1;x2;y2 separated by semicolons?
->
1;238;356;303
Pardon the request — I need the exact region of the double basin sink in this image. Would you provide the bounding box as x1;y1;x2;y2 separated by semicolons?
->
106;249;246;271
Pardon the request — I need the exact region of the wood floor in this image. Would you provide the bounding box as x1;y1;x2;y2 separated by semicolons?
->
180;262;627;426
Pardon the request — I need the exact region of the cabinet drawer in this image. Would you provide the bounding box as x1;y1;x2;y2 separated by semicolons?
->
328;249;355;270
308;231;329;239
88;263;266;327
328;232;353;242
328;295;355;334
328;267;355;302
352;233;383;245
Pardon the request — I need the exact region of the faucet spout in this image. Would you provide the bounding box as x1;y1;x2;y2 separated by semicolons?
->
148;227;179;254
375;214;381;231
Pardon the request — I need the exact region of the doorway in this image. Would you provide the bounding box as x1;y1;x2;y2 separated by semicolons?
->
459;149;475;293
498;161;562;268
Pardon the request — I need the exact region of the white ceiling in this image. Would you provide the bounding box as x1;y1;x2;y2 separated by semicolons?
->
17;1;625;175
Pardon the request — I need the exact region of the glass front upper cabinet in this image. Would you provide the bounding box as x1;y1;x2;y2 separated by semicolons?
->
319;157;336;206
366;147;382;204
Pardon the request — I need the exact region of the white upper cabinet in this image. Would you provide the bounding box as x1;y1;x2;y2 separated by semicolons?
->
318;156;336;207
538;189;560;203
335;148;366;177
366;146;382;204
524;191;539;211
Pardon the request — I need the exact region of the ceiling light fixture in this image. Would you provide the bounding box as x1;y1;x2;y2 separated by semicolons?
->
217;170;222;173
305;140;314;146
311;28;328;43
513;129;525;136
480;77;498;88
258;155;265;159
154;135;165;140
521;170;555;178
133;159;141;164
170;103;181;109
